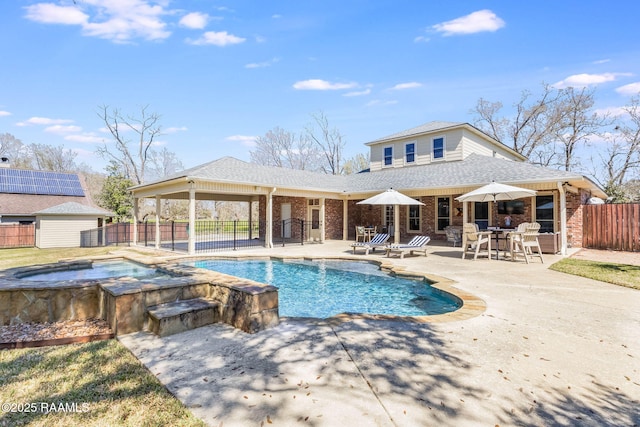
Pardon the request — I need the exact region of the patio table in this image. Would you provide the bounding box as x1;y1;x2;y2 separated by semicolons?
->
486;227;515;259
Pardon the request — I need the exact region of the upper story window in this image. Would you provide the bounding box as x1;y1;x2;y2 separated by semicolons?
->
405;142;415;164
433;137;445;160
383;146;393;166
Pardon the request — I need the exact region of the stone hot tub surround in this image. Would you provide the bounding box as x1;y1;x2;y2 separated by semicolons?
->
0;256;280;336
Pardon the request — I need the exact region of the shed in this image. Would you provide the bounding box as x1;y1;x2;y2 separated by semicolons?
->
33;202;114;248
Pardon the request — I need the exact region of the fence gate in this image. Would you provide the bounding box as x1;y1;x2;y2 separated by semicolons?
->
583;204;640;252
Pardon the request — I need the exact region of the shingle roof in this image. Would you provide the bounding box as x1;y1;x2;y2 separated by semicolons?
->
33;202;113;216
137;156;349;192
344;154;585;193
136;154;590;195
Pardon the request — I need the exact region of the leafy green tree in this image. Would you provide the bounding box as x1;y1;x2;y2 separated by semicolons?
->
98;162;134;221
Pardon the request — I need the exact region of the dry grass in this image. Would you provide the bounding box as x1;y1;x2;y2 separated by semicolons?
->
0;247;115;270
0;339;206;427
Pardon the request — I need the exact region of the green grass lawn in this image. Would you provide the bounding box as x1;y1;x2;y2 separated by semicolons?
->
549;258;640;290
0;247;205;426
0;340;205;427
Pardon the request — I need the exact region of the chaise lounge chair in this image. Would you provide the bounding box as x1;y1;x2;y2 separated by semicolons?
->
385;235;431;258
350;233;390;255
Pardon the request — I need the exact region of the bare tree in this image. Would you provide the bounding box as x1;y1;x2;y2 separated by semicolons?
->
0;133;31;167
29;143;79;172
594;95;640;201
342;152;370;175
552;86;611;171
147;146;185;181
473;84;561;163
97;105;162;185
250;127;321;170
306;112;346;175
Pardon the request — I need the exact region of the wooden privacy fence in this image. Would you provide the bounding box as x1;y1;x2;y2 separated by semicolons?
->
0;224;35;248
583;204;640;252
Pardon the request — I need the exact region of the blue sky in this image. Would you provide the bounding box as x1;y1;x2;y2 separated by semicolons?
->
1;1;639;172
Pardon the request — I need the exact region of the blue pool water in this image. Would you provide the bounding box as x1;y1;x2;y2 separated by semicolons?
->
23;260;161;281
187;259;461;318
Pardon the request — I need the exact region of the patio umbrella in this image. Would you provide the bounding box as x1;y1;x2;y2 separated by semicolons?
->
357;189;424;244
455;182;536;203
456;182;536;229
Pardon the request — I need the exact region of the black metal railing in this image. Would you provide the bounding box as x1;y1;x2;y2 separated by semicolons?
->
194;220;263;252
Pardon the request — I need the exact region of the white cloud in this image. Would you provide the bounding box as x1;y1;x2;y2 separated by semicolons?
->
24;3;88;25
272;14;282;19
0;111;11;117
245;57;280;69
187;31;246;46
45;124;82;134
414;36;430;43
16;117;74;126
616;82;640;96
595;106;627;117
593;59;610;65
344;89;371;97
553;72;631;89
24;0;171;43
292;79;358;90
179;12;208;29
433;9;505;36
390;82;422;90
65;133;104;144
226;135;257;147
164;126;188;133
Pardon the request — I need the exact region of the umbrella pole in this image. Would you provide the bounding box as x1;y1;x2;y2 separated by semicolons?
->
394;204;400;245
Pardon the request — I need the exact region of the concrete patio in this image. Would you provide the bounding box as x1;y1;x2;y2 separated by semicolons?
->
119;240;640;426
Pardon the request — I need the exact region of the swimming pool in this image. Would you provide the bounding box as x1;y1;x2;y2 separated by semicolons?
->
21;260;162;281
186;259;461;318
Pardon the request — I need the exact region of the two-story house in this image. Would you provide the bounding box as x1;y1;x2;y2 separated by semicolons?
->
130;121;606;254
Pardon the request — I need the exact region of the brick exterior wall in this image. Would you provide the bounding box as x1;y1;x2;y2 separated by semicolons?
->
256;189;585;248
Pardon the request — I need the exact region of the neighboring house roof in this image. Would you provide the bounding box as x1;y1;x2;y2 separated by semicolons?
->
33;202;113;216
0;194;92;216
0;168;98;216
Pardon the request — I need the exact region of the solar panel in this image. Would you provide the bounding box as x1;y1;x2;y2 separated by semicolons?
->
0;168;85;196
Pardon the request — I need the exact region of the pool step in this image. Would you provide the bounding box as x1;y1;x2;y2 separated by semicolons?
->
147;298;220;337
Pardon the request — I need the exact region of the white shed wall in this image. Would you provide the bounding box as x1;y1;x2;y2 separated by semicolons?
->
36;216;98;248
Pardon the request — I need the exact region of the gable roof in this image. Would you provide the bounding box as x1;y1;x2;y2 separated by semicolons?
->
132;154;605;198
132;156;348;192
33;202;113;216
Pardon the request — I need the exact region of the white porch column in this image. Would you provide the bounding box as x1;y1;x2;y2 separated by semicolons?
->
132;197;139;246
342;198;349;240
462;201;468;225
248;200;253;240
557;181;568;255
188;186;196;255
266;188;276;248
155;195;161;249
320;197;326;243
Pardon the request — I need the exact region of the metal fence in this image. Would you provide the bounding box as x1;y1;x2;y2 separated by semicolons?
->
0;224;35;248
583;203;640;252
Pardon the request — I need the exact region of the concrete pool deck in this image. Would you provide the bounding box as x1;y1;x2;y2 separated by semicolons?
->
118;241;640;426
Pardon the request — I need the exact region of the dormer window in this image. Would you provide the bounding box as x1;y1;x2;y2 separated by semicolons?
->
405;142;415;164
433;137;444;160
383;146;393;166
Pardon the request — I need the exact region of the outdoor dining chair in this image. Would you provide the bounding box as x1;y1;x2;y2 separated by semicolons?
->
461;223;492;260
510;222;544;264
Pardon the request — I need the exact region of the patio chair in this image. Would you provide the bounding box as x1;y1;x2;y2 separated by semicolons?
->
350;233;390;255
444;226;462;247
510;222;544;264
355;226;366;242
385;235;431;258
461;223;492;260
